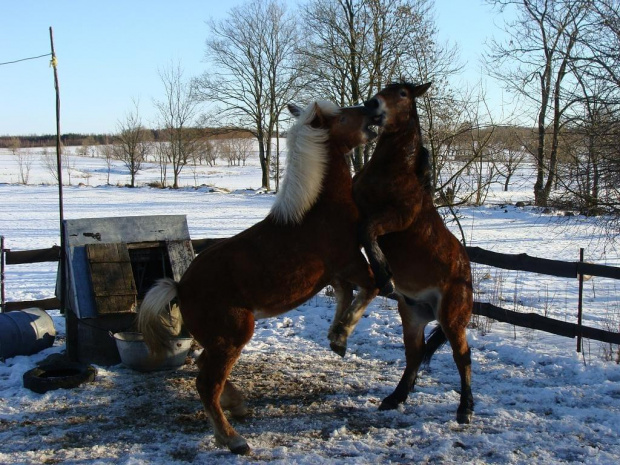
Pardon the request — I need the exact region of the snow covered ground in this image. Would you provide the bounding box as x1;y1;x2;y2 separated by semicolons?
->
0;147;619;464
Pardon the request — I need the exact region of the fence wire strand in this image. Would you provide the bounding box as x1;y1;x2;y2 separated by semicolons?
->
0;53;51;67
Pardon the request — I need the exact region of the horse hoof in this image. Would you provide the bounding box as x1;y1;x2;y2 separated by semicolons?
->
378;396;399;411
229;440;251;455
330;341;347;358
456;410;473;424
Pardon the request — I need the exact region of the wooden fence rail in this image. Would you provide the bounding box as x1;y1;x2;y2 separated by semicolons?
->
1;236;619;347
465;246;620;280
473;302;620;345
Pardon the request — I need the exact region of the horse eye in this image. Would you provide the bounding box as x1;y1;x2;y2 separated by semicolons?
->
399;89;408;98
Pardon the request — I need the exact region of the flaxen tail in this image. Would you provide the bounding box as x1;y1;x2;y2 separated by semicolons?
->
138;278;182;359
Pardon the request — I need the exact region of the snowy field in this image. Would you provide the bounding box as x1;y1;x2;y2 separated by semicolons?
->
1;147;619;464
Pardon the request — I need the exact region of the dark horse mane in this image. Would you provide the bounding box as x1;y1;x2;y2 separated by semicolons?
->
416;146;433;195
383;81;433;196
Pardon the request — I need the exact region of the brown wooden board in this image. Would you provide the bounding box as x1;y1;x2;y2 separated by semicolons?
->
5;246;60;265
4;298;60;312
85;243;137;315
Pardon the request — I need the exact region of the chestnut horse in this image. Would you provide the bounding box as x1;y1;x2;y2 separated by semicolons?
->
328;82;474;424
138;100;381;455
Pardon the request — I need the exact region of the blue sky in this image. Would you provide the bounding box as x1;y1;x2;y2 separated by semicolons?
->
0;0;508;136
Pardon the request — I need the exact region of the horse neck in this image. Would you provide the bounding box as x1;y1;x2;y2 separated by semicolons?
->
316;147;353;202
375;127;421;166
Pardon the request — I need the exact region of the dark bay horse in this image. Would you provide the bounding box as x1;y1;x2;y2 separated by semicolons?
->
138;100;381;455
328;82;474;424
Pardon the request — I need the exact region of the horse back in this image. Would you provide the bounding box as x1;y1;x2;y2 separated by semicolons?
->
178;211;360;316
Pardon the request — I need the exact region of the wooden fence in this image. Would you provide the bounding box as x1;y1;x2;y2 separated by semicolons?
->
1;236;619;348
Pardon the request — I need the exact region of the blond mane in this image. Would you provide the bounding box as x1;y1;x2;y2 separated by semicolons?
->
270;101;340;224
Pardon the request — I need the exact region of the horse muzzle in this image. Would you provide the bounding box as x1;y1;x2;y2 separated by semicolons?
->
364;97;386;128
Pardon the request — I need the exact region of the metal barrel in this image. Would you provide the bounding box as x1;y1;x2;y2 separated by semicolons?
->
0;308;56;359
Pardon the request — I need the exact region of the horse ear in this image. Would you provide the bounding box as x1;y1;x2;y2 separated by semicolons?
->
412;82;432;97
288;104;302;118
310;102;326;128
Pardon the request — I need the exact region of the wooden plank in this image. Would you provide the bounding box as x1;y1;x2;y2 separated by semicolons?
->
85;243;137;314
65;215;190;247
167;240;194;281
5;246;60;265
4;298;61;311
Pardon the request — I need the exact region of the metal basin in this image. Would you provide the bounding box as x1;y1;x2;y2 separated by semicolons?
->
113;332;192;372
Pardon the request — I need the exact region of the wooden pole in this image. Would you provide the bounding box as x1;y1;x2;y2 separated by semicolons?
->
49;27;73;358
577;247;585;353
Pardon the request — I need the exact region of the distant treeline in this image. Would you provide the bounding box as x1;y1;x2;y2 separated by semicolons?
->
0;128;257;149
0;133;111;148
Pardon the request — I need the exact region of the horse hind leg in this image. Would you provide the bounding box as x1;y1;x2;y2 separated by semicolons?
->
194;311;254;455
327;279;354;356
328;280;379;357
438;299;474;424
196;354;249;418
220;380;248;419
380;298;429;410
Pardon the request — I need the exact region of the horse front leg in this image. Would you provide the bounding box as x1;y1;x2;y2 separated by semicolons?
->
359;222;393;294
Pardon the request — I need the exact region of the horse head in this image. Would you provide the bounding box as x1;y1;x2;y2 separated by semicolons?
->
288;101;380;153
364;82;431;133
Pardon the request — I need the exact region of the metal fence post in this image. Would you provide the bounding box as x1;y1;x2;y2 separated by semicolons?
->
577;247;585;353
1;236;5;313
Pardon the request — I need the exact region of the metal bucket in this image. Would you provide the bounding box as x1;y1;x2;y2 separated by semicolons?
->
0;308;56;359
112;332;192;372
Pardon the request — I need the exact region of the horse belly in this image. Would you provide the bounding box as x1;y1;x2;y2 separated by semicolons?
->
398;287;441;323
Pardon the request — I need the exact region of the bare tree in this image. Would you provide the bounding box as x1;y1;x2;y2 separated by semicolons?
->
100;137;115;185
492;127;528;192
9;138;33;185
114;100;151;187
201;139;218;166
485;0;591;206
154;140;168;186
219;139;240;167
230;138;253;166
567;0;620;218
300;0;439;170
41;147;58;184
154;61;203;189
194;0;300;190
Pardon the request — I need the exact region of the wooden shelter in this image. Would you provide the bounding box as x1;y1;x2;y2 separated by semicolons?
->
63;215;194;365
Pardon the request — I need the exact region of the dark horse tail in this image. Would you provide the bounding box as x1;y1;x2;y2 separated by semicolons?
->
422;324;448;367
